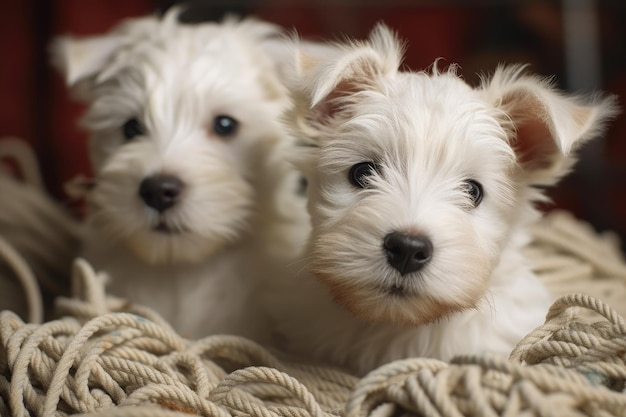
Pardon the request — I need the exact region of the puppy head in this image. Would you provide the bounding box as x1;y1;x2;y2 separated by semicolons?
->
52;10;291;264
290;24;617;325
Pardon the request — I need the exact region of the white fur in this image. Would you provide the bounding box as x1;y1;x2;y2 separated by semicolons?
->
53;10;309;341
263;24;618;375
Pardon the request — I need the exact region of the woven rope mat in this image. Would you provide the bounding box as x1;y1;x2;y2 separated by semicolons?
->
1;209;626;416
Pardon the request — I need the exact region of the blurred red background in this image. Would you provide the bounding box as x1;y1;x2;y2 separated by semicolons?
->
1;0;625;249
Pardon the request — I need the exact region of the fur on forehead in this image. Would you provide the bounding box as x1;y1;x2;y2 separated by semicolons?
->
290;23;618;186
52;8;283;92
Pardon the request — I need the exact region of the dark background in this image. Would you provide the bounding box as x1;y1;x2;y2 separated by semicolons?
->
1;0;625;249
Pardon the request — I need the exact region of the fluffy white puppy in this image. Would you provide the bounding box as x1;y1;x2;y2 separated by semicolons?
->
52;10;307;341
264;24;617;375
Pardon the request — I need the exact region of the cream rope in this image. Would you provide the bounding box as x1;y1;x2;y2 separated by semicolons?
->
0;252;357;416
0;237;42;324
0;139;82;320
0;229;625;416
345;347;626;417
1;167;626;416
526;211;626;317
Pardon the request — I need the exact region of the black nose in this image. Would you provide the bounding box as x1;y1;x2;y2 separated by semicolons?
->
383;232;433;276
138;174;184;213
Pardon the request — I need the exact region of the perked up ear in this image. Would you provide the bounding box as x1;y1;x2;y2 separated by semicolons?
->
292;23;403;131
483;65;618;184
50;34;124;87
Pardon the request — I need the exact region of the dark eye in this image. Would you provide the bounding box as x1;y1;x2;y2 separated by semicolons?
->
349;162;377;188
122;118;145;141
213;115;238;137
464;180;483;207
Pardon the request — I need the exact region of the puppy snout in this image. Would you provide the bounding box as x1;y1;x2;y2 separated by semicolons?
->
383;232;433;276
139;174;184;213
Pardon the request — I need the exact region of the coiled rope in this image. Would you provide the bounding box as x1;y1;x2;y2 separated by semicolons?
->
0;216;625;416
1;139;625;416
0;237;42;324
346;293;626;417
526;211;626;317
0;256;357;417
0;138;82;322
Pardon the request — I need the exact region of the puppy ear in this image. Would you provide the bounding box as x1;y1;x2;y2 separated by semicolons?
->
294;23;403;129
51;34;123;88
484;65;618;184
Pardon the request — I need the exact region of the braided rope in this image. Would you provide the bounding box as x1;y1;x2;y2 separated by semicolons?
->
526;211;626;318
0;165;81;322
0;254;357;417
1;154;626;417
0;237;42;324
344;353;626;417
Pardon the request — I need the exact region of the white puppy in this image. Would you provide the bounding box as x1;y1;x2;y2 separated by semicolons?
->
52;10;307;341
265;24;617;375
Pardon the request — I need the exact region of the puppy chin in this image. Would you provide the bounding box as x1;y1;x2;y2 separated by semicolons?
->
125;230;231;265
314;271;485;326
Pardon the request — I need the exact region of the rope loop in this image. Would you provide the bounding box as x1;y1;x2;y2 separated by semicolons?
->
1;164;626;417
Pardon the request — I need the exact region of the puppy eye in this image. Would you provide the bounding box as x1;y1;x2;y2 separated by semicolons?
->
122;118;145;141
213;115;239;137
464;180;483;207
349;162;377;188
